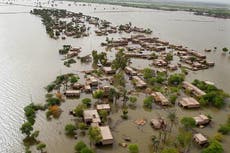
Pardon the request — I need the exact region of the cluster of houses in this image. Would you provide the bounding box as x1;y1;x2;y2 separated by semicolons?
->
64;76;99;97
83;107;113;145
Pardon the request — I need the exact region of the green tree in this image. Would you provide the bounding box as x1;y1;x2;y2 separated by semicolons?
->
128;144;139;153
113;71;125;87
78;122;88;131
165;53;173;62
143;68;154;80
92;50;99;64
81;98;92;107
88;127;102;145
36;142;46;153
70;75;79;84
65;124;77;136
121;108;128;119
143;96;153;109
168;73;184;85
180;117;196;130
112;49;129;70
75;141;87;153
201;140;223;153
99;110;108;123
93;90;104;102
222;47;229;53
20;122;33;137
74;104;87;118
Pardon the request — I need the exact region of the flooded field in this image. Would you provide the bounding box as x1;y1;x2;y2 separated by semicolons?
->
0;0;230;153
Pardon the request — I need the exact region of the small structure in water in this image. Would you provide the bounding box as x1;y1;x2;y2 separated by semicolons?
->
150;118;167;130
64;90;80;97
178;97;200;109
193;133;208;146
102;66;116;74
193;114;210;126
96;104;111;112
83;109;101;125
182;81;206;97
151;92;170;106
99;126;114;145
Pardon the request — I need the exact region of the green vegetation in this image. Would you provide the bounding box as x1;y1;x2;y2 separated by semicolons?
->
59;45;71;54
168;73;184;86
64;58;76;67
143;96;153;109
75;141;94;153
99;110;108;123
192;79;229;108
121;108;128;119
88;126;102;145
65;124;77;136
113;71;125;87
81;98;92;107
112;49;129;70
201;140;223;153
180;117;196;130
36;142;46;153
128;144;139;153
161;148;179;153
92;50;108;65
218;115;230;135
75;141;87;153
74;104;87;118
20;122;33;137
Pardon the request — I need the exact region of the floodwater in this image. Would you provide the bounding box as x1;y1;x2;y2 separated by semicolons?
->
0;0;230;153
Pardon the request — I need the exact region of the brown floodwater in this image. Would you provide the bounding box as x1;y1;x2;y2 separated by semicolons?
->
0;0;230;153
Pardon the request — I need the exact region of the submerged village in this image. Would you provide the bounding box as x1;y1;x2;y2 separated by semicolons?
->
19;5;230;153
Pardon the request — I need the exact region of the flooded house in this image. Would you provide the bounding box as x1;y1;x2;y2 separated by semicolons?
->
84;85;91;93
193;114;210;126
99;126;114;145
150;118;167;130
73;83;84;90
102;66;116;74
178;97;200;108
64;90;81;97
182;81;206;97
168;64;178;70
124;66;138;76
86;76;99;86
132;76;147;88
193;133;208;146
83;109;101;125
96;104;111;112
153;59;168;67
151;92;170;106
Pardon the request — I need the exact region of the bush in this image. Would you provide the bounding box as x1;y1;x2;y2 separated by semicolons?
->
180;117;196;129
168;73;184;85
214;133;224;142
74;104;87;118
143;96;153;109
128;144;139;153
75;141;87;153
218;124;230;135
65;124;76;136
201;140;223;153
81;98;92;107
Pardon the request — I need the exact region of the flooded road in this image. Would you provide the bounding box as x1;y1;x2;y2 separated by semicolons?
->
0;0;229;153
